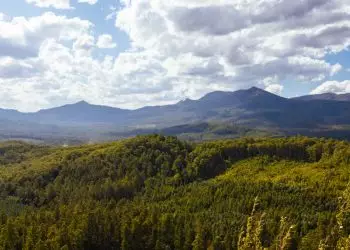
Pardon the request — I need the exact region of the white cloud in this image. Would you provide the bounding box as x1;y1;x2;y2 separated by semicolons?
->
73;35;95;57
1;0;350;111
78;0;98;5
265;84;284;95
311;80;350;94
96;34;117;49
0;57;44;78
26;0;71;9
115;0;350;91
0;13;102;111
0;12;92;59
260;76;283;95
331;63;343;76
105;6;117;21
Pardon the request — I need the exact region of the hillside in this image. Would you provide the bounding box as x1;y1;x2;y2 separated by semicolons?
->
108;122;279;141
1;135;350;249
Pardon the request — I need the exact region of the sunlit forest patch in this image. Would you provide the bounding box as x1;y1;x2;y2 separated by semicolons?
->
1;135;350;249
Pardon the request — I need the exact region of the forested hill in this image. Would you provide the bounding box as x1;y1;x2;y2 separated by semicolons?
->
1;135;350;249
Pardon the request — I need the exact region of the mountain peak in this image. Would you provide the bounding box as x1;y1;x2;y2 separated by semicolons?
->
245;86;270;94
74;100;90;105
177;98;192;104
247;86;261;91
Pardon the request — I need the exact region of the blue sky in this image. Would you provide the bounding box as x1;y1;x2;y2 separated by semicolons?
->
0;0;349;111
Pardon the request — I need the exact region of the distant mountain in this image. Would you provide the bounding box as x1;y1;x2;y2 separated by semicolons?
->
0;108;24;121
0;87;350;142
126;87;290;127
177;87;288;110
34;101;129;124
294;92;350;102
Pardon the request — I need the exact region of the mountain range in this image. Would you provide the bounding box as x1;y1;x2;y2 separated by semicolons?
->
1;87;350;143
293;92;350;101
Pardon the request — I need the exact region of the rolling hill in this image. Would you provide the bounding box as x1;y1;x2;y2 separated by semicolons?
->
1;135;350;249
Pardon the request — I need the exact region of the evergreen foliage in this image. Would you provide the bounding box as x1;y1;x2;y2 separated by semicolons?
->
0;135;350;249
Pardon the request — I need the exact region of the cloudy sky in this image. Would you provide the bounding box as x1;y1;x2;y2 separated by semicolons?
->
0;0;350;111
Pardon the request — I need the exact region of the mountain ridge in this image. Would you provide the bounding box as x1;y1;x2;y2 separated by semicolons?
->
0;87;290;113
3;87;349;115
293;92;350;101
0;87;350;142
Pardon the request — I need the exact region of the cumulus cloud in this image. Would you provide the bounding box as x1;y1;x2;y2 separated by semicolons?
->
265;84;284;95
169;5;247;35
260;76;283;95
113;0;350;97
26;0;71;9
0;57;44;78
73;35;95;57
1;0;350;111
0;14;175;111
0;13;103;111
0;12;92;59
96;34;117;49
78;0;98;5
311;80;350;94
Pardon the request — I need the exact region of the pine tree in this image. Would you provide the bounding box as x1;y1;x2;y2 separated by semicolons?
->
0;219;20;250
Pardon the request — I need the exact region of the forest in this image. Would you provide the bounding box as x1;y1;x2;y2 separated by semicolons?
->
1;135;350;249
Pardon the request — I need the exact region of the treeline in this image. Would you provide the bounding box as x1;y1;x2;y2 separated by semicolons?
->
0;135;350;249
110;122;276;142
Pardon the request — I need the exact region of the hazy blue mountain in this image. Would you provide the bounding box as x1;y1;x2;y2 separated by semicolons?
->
0;108;25;121
33;101;130;124
172;87;287;113
293;92;350;102
124;87;290;127
0;87;350;142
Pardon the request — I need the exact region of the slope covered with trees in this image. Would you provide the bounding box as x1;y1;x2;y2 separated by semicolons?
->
1;135;350;249
109;122;278;142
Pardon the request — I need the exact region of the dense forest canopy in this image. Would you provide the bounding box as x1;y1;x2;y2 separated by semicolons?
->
1;135;350;249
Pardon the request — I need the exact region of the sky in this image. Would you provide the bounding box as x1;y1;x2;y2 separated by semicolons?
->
0;0;350;112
